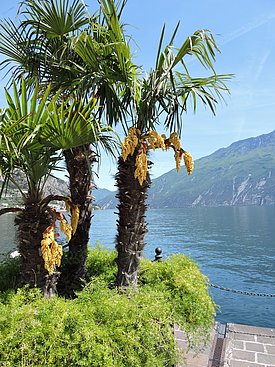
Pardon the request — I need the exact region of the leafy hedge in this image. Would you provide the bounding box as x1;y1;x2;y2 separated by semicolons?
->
0;256;20;292
0;247;215;366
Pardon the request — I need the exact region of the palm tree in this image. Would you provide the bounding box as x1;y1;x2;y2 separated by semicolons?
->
40;95;117;295
115;26;232;287
0;78;114;295
0;0;135;294
0;80;63;295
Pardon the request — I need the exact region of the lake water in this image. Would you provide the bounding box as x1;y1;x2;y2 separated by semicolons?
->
1;206;275;328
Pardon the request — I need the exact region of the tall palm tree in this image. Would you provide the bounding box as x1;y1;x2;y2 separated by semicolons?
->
115;26;232;287
0;0;135;294
40;96;117;295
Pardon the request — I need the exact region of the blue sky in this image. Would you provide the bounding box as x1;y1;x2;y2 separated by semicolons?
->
1;0;275;190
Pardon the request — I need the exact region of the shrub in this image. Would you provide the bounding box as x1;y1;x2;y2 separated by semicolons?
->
85;243;117;284
139;254;216;348
0;247;215;366
0;257;20;292
0;282;176;367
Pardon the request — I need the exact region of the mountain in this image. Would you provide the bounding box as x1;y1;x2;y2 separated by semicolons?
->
2;131;274;209
0;172;69;208
94;188;116;209
96;130;275;208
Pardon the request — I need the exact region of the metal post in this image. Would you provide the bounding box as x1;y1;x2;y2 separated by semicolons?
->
153;247;163;262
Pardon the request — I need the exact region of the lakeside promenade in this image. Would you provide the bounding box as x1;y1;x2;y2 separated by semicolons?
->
175;322;275;367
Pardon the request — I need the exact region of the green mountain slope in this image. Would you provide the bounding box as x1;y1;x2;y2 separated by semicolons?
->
149;130;275;207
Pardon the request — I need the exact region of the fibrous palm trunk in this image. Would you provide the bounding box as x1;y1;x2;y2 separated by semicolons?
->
115;150;151;288
15;194;57;296
60;146;94;296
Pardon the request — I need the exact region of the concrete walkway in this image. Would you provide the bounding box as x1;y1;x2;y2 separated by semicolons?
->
175;323;275;367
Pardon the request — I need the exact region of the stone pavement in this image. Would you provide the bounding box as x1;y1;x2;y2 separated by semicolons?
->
175;325;209;366
175;323;275;367
224;323;275;367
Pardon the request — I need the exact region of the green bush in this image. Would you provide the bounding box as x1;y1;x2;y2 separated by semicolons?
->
0;257;20;292
0;247;215;366
0;283;175;366
85;243;117;284
139;255;216;348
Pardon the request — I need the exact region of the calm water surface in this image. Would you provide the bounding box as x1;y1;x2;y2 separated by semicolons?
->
1;206;275;328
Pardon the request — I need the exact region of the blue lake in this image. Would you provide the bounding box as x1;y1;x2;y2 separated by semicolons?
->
1;206;275;328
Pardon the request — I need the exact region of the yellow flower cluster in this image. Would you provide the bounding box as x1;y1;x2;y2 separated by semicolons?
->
41;226;63;275
134;152;148;186
121;127;140;161
40;198;81;275
60;218;72;242
148;131;165;150
183;151;194;175
71;205;80;235
64;198;79;235
168;132;181;151
65;199;71;213
164;132;194;174
121;129;194;186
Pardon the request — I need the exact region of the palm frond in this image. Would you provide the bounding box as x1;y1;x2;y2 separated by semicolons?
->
132;25;232;136
0;78;61;196
41;96;114;150
21;0;88;37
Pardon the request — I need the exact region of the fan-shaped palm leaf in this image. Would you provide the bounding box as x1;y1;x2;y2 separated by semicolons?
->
21;0;88;37
41;96;118;156
0;79;61;196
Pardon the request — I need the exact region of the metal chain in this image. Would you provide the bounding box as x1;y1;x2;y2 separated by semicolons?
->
226;327;275;338
208;282;275;297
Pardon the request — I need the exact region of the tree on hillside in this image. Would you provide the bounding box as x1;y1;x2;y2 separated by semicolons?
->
0;0;135;295
115;26;232;287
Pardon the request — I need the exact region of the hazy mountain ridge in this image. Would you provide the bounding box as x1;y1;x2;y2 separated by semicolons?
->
96;130;275;208
0;172;69;208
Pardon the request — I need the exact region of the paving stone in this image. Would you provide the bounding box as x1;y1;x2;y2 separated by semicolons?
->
176;323;275;367
232;349;256;362
232;340;244;350
257;336;275;345
257;353;275;365
182;353;209;367
229;332;256;341
245;342;265;352
229;361;265;367
176;338;187;349
266;344;275;354
175;324;215;367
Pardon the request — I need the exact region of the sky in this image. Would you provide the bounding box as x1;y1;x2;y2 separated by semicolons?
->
1;0;275;190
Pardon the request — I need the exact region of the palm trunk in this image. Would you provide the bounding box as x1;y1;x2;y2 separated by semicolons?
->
60;146;94;296
115;150;151;288
15;193;58;296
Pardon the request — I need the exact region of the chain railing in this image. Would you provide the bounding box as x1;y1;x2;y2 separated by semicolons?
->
226;326;275;338
151;248;275;298
208;281;275;297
